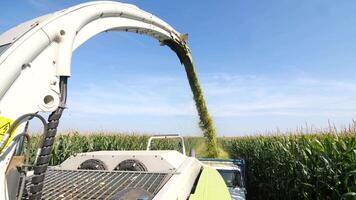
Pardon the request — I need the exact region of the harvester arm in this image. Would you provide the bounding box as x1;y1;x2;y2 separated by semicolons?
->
0;1;217;199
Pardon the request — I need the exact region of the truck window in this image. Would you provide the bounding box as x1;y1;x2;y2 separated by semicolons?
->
218;169;243;188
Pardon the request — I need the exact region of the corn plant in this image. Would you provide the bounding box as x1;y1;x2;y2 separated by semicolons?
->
221;132;356;200
28;130;355;199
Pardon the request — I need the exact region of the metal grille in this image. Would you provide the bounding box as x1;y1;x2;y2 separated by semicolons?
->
25;169;172;200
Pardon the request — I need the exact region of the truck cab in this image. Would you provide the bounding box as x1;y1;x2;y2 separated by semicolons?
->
199;158;247;200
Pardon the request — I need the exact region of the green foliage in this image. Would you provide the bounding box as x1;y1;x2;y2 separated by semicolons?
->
28;131;355;199
221;133;356;200
29;132;203;165
164;40;219;158
181;53;219;157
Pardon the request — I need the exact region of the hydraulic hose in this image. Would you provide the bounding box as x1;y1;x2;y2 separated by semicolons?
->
0;113;47;199
16;132;31;200
0;114;47;153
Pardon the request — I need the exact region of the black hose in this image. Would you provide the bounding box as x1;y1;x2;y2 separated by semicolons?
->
16;133;31;200
0;114;47;151
29;76;68;200
0;113;47;200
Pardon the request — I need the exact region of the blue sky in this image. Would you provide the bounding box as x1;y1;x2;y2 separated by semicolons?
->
1;0;356;135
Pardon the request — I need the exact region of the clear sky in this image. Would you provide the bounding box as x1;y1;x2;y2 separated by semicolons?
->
1;0;356;136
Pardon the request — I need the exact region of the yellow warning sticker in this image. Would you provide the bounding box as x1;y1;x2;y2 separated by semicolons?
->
0;116;14;151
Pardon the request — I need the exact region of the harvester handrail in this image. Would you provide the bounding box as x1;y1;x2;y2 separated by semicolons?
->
146;135;186;155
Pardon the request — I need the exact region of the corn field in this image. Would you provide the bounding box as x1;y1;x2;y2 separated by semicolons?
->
28;131;355;200
221;133;356;200
28;132;203;166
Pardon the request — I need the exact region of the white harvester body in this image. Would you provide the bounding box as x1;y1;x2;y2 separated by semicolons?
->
52;150;201;200
0;2;232;200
